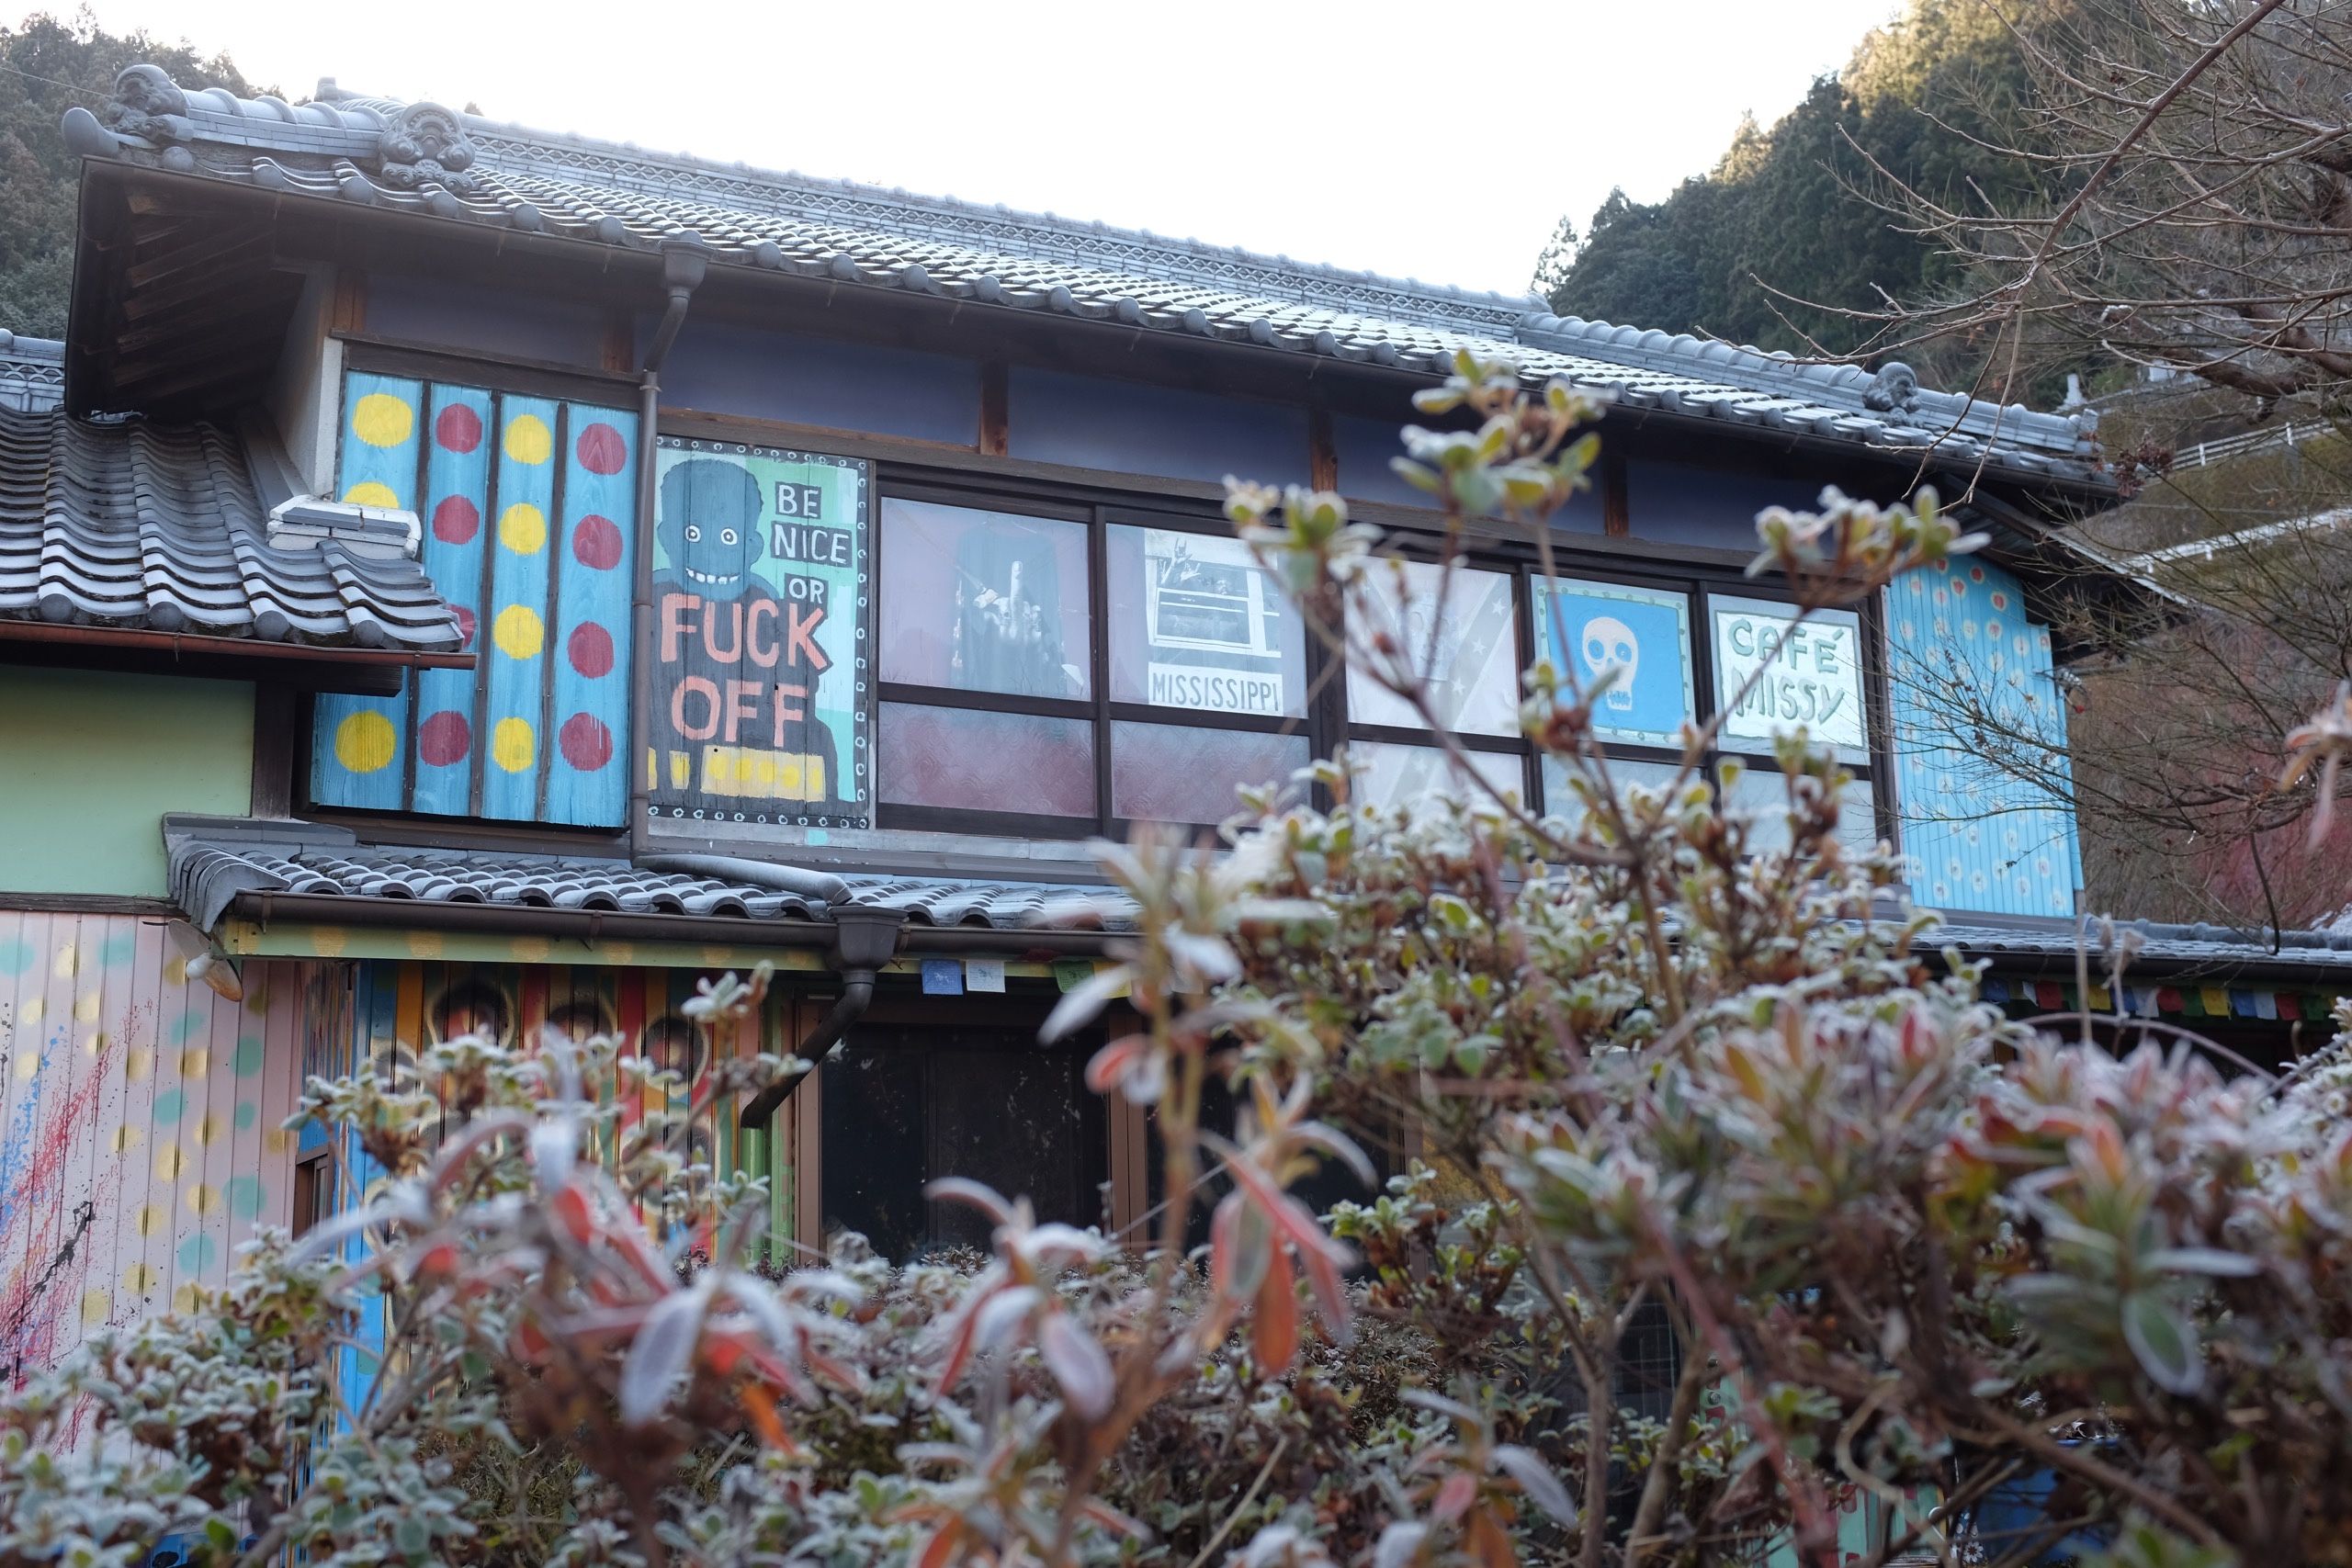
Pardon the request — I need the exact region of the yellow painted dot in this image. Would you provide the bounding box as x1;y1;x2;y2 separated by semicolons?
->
264;1128;294;1156
498;502;548;555
511;935;552;964
503;412;552;465
180;1047;210;1079
492;604;545;660
154;1145;186;1181
406;930;445;960
351;391;415;449
135;1204;165;1237
124;1049;151;1082
172;1284;199;1314
668;750;692;789
334;710;399;774
13;1045;37;1078
81;1288;111;1326
343;480;401;509
187;1183;220;1215
492;716;537;773
196;1112;225;1146
311;927;348;958
111;1123;142;1152
162;955;187;987
601;941;634;965
124;1260;160;1291
74;992;101;1024
85;1030;108;1058
52;943;75;979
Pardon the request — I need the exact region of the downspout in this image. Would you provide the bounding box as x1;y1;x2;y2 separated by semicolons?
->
628;239;710;859
740;908;903;1128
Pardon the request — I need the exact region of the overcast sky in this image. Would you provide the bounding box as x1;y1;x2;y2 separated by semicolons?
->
74;0;1901;297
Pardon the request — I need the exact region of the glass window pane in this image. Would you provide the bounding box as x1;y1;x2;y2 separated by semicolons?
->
1106;525;1306;717
1718;765;1879;856
1540;755;1683;826
880;499;1091;699
1351;741;1524;811
1111;722;1310;825
880;703;1094;817
1706;593;1869;761
1530;579;1695;746
1349;559;1521;737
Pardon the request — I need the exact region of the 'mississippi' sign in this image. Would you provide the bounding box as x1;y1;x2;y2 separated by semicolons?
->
647;439;873;830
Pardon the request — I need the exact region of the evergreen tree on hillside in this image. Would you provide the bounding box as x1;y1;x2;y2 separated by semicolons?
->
1536;0;2051;390
0;11;254;335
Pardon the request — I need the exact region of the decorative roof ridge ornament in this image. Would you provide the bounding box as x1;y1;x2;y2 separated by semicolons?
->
1862;360;1922;415
104;63;196;147
376;101;480;195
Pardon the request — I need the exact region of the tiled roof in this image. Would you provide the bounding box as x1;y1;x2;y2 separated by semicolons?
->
1929;918;2352;982
0;334;63;415
165;818;1132;936
60;66;2106;486
0;407;464;649
164;820;2352;986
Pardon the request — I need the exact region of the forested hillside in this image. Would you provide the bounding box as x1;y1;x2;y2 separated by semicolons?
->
1535;0;2053;392
0;13;253;335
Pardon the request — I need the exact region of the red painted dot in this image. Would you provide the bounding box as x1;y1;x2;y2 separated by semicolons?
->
571;513;624;570
435;403;483;454
559;712;613;772
452;605;477;645
432;494;481;546
575;423;628;476
568;621;614;678
418;710;472;767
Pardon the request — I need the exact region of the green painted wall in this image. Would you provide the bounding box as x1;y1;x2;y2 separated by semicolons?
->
0;667;253;896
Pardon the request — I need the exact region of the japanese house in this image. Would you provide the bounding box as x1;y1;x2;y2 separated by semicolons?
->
3;62;2347;1381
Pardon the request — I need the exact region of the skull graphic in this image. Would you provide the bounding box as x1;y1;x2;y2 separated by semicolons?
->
1579;615;1638;712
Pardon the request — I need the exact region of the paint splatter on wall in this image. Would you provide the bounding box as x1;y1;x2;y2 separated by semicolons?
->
0;912;305;1388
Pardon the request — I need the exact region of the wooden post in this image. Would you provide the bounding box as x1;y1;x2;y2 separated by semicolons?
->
1308;404;1339;492
978;362;1010;457
329;268;368;337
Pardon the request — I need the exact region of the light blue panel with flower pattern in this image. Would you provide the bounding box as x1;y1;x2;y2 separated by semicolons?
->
1885;559;2082;917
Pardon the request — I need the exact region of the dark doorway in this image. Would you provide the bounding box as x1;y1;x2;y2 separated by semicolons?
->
820;1024;1109;1261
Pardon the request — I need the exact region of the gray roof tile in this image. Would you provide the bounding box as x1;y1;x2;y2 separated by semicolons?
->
165;820;1135;936
63;66;2107;485
0;407;465;649
0;335;63;415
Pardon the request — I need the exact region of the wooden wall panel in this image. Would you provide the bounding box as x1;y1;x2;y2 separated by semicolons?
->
1886;560;2084;918
310;374;639;828
0;912;307;1392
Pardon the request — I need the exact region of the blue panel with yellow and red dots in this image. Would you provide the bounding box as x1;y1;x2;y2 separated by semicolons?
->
309;374;639;827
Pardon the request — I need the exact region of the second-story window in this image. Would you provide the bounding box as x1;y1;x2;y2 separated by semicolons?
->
1345;558;1524;809
873;492;1314;836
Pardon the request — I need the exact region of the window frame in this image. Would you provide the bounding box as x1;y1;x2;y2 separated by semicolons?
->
871;479;1330;839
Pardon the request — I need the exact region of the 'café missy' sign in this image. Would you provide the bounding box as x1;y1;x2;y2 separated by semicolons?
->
1709;595;1867;758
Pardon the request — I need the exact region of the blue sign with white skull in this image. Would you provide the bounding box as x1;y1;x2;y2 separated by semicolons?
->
1530;580;1695;744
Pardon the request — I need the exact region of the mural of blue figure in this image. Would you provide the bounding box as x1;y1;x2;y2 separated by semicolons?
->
654;459;842;810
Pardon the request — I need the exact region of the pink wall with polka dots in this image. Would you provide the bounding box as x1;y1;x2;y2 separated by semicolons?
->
0;912;309;1393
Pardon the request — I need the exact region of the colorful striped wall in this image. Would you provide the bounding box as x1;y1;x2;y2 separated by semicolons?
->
0;912;305;1393
1885;560;2083;918
344;961;797;1234
311;372;639;828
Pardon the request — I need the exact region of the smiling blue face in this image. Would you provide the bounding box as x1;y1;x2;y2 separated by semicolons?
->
659;458;766;594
